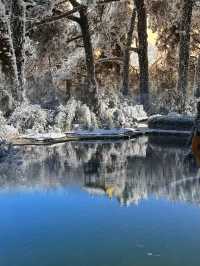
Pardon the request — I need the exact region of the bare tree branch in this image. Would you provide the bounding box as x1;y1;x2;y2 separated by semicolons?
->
95;57;123;65
66;34;82;43
69;0;82;8
129;47;139;53
55;0;68;6
97;0;120;4
30;7;80;29
68;14;81;23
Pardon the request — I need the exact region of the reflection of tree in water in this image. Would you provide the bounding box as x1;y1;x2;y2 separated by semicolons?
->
0;137;200;206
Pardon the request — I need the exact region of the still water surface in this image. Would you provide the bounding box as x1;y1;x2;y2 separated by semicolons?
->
0;137;200;266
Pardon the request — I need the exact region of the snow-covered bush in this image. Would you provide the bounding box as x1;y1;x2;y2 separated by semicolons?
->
0;111;18;141
9;104;49;133
0;88;14;116
150;90;197;115
0;85;149;136
53;98;79;131
75;104;98;130
54;99;99;131
98;90;147;128
0;111;6;126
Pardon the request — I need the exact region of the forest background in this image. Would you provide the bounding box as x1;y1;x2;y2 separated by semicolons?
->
0;0;200;135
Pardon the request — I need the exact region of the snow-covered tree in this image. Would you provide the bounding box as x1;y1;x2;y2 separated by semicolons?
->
177;0;194;103
11;0;26;101
0;1;18;88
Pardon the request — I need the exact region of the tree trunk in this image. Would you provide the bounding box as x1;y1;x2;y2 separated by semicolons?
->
79;6;99;113
194;55;200;98
11;0;26;102
188;101;200;147
122;7;136;96
134;0;149;111
0;0;20;113
0;1;18;88
177;0;194;100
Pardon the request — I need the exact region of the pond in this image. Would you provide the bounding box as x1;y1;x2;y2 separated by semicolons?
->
0;136;200;266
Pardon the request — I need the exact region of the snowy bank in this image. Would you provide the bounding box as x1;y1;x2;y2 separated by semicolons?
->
12;128;144;145
148;113;194;131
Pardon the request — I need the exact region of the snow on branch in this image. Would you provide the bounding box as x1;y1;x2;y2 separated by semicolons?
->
29;6;81;29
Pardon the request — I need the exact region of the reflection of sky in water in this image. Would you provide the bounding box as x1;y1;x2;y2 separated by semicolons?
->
0;138;200;266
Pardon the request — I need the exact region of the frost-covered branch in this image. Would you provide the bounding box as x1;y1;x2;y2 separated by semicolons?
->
129;47;139;53
29;6;81;29
95;57;123;65
66;34;82;43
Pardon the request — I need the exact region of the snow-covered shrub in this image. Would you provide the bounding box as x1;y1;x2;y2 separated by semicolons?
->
0;84;149;136
0;88;14;116
53;98;79;131
123;105;148;122
75;104;98;130
0;111;6;126
112;109;126;128
0;111;7;142
9;104;49;133
150;90;197;115
0;111;18;141
184;97;197;115
98;90;147;128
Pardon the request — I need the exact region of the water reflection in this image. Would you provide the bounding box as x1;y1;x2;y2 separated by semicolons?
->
0;137;200;206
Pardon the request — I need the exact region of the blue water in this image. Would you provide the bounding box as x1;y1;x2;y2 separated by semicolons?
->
0;139;200;266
